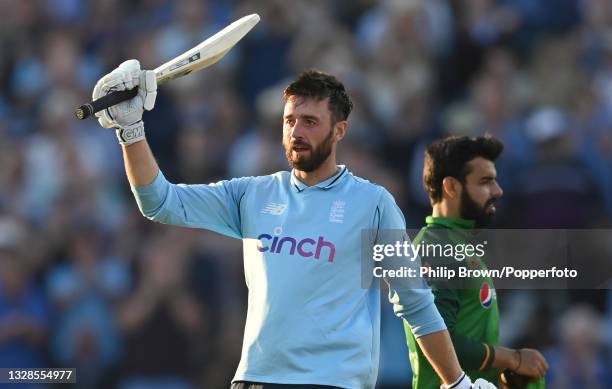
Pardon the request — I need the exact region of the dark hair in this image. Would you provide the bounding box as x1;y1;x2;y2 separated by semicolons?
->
423;135;504;204
283;69;353;123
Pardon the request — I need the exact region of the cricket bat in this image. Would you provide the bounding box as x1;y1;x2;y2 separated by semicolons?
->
75;13;260;120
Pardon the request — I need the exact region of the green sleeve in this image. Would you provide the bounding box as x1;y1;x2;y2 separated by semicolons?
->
433;287;495;370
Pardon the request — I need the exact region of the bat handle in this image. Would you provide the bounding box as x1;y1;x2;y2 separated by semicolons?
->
75;88;139;120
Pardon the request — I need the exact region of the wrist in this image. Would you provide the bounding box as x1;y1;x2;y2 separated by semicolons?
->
492;346;521;371
441;371;469;389
116;121;146;145
513;349;522;372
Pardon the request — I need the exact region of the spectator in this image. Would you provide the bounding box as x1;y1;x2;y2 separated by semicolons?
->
0;217;49;387
117;228;204;389
46;224;127;388
545;305;612;388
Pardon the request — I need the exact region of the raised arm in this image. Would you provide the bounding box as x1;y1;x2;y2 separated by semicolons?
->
91;59;250;239
90;59;160;187
123;140;159;187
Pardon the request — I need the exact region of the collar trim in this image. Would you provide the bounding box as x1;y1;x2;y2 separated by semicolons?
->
425;216;476;229
290;165;348;192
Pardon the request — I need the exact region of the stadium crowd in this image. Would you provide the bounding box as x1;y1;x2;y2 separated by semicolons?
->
0;0;611;387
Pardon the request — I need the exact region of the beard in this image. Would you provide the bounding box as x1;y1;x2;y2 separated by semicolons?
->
284;129;334;172
460;189;498;228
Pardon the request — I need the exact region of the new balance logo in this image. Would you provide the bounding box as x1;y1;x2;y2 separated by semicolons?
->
261;202;287;216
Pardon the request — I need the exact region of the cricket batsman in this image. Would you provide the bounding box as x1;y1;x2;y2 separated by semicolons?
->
404;136;549;388
92;60;496;389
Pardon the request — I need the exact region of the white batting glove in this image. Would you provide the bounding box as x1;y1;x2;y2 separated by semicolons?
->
471;378;496;389
92;59;157;145
440;372;496;389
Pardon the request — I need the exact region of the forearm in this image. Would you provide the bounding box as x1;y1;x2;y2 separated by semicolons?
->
416;329;463;385
449;331;495;371
491;346;520;370
494;347;549;378
429;286;494;371
122;140;159;187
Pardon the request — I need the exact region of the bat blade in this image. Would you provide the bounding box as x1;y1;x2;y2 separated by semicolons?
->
155;13;260;84
74;13;260;120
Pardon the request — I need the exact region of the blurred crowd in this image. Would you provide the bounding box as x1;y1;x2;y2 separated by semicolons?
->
0;0;611;388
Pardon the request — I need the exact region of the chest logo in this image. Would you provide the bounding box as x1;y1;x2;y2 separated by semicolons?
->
329;200;345;223
261;202;287;216
479;282;495;309
256;233;336;262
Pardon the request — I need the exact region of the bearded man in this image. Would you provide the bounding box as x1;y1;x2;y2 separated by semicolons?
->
404;136;548;389
92;62;495;389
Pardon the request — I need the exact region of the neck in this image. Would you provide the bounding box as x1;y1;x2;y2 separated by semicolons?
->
294;157;339;186
432;201;460;219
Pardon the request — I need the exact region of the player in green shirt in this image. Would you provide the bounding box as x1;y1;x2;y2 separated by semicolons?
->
404;136;549;389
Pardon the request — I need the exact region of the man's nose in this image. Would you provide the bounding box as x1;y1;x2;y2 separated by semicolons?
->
493;182;504;198
289;121;305;140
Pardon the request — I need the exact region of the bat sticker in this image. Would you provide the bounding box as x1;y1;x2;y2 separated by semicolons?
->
168;53;201;72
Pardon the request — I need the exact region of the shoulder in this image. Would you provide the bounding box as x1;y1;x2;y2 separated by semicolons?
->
415;225;448;244
231;171;291;194
224;171;290;184
346;171;406;228
268;170;291;181
248;170;290;185
345;172;391;203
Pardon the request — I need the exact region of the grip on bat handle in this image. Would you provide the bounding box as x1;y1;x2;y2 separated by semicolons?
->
75;88;139;120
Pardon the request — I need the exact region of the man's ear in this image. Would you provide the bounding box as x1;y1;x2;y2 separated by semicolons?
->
334;121;348;142
442;177;461;200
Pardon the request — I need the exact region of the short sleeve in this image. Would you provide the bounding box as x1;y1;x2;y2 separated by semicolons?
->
375;188;447;337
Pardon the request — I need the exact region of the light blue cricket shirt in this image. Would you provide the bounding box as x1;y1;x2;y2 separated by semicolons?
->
132;165;445;389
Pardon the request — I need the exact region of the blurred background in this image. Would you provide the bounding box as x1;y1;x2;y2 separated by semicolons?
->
0;0;611;388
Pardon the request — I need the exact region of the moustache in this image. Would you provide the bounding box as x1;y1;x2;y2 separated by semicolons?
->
485;198;498;207
291;141;311;150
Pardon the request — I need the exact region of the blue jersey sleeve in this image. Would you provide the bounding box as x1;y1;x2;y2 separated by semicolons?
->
375;188;447;338
131;170;252;239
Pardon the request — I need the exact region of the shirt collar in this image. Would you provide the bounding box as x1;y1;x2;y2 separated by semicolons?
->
425;216;476;230
290;165;348;192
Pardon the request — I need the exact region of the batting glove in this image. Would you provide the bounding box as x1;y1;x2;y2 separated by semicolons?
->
441;372;496;389
92;59;157;145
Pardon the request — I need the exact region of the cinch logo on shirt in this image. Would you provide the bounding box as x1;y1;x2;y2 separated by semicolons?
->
256;234;336;262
